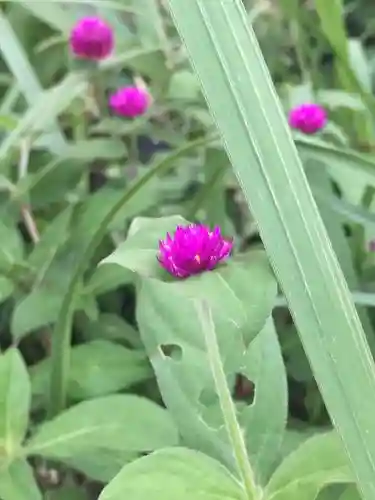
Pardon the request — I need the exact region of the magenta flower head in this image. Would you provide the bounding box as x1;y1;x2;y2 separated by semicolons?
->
69;16;114;60
288;103;327;134
158;224;233;279
109;86;150;118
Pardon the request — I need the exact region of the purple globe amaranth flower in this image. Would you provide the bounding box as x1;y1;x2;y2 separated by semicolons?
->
288;103;327;134
109;86;150;118
69;16;114;60
158;224;233;279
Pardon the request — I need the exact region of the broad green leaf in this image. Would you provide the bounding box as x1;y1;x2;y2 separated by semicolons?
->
31;340;151;402
0;459;42;500
26;395;178;459
99;448;244;500
0;349;30;459
240;318;287;482
62;449;137;484
100;215;188;277
165;1;375;499
135;249;280;479
265;433;354;500
86;265;134;296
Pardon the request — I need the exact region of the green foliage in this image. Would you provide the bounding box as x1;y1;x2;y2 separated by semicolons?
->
98;448;245;500
0;0;373;497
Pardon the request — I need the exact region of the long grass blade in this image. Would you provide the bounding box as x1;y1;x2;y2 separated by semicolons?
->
165;1;375;499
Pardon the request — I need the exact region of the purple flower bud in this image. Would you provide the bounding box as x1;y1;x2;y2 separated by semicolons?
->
288;103;327;134
69;16;114;61
109;86;150;118
158;224;233;279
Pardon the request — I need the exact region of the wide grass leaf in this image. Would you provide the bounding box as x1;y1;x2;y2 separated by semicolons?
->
165;1;375;498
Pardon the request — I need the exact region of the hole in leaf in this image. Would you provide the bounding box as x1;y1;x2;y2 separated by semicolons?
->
233;374;255;404
199;388;219;407
160;344;183;361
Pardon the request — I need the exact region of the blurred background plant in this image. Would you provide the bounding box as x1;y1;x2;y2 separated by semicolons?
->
0;0;374;498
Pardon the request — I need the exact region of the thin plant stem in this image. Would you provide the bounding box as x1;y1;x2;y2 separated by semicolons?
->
196;300;261;500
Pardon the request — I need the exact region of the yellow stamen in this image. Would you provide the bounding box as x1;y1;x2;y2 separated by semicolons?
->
194;254;201;264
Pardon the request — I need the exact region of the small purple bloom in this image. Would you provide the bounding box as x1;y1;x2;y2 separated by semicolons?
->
69;16;114;60
109;86;150;118
288;103;327;134
158;224;233;279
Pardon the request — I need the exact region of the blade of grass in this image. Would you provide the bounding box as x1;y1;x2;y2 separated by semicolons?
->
165;1;375;499
0;10;66;155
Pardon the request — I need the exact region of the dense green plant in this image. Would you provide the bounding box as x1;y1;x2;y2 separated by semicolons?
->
0;0;373;499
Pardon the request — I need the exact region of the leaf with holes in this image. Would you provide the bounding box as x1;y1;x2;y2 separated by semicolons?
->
135;265;283;480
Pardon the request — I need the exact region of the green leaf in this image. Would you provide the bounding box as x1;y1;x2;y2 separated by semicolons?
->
98;448;244;500
86;265;134;296
26;395;178;460
265;433;354;500
100;215;189;277
240;318;287;482
165;1;375;499
83;314;141;347
134;248;280;478
0;349;30;459
0;219;24;303
62;448;137;484
31;340;151;402
0;459;42;500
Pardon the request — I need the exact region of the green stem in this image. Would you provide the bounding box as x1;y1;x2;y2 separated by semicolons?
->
196;300;261;500
47;134;216;418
